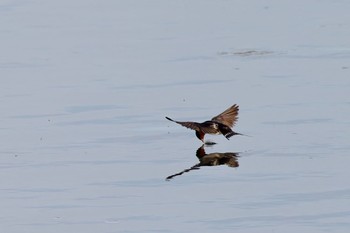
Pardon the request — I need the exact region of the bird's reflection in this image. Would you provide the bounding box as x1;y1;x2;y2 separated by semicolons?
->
166;145;239;181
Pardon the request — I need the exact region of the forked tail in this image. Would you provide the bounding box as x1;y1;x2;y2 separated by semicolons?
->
219;125;250;140
227;132;251;139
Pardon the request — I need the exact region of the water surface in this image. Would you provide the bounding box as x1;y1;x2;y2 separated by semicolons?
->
1;1;350;233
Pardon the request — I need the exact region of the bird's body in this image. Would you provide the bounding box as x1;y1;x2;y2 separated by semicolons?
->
166;104;243;142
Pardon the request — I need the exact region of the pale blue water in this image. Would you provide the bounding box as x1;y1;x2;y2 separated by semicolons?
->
1;1;350;233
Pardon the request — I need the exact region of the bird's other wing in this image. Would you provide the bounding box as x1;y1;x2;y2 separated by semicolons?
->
165;117;201;131
211;104;239;127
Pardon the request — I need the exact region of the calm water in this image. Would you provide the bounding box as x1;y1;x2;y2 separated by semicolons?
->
1;1;350;232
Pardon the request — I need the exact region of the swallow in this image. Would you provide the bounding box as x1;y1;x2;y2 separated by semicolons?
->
195;145;239;168
166;104;243;142
166;145;239;180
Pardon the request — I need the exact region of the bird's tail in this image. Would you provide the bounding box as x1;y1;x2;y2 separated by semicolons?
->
219;125;236;140
220;125;250;139
225;131;235;139
227;132;251;138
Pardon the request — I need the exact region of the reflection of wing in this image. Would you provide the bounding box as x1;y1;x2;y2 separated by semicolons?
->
166;164;200;181
211;104;239;127
226;156;239;168
200;153;239;167
165;117;200;131
196;145;239;167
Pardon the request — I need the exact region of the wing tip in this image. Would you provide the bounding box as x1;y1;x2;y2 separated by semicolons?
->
232;104;239;111
165;116;174;122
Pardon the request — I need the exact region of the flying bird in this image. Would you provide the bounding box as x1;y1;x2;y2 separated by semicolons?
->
166;104;244;142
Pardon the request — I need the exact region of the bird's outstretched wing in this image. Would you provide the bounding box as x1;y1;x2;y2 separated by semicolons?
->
165;117;200;131
211;104;239;127
166;164;200;181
